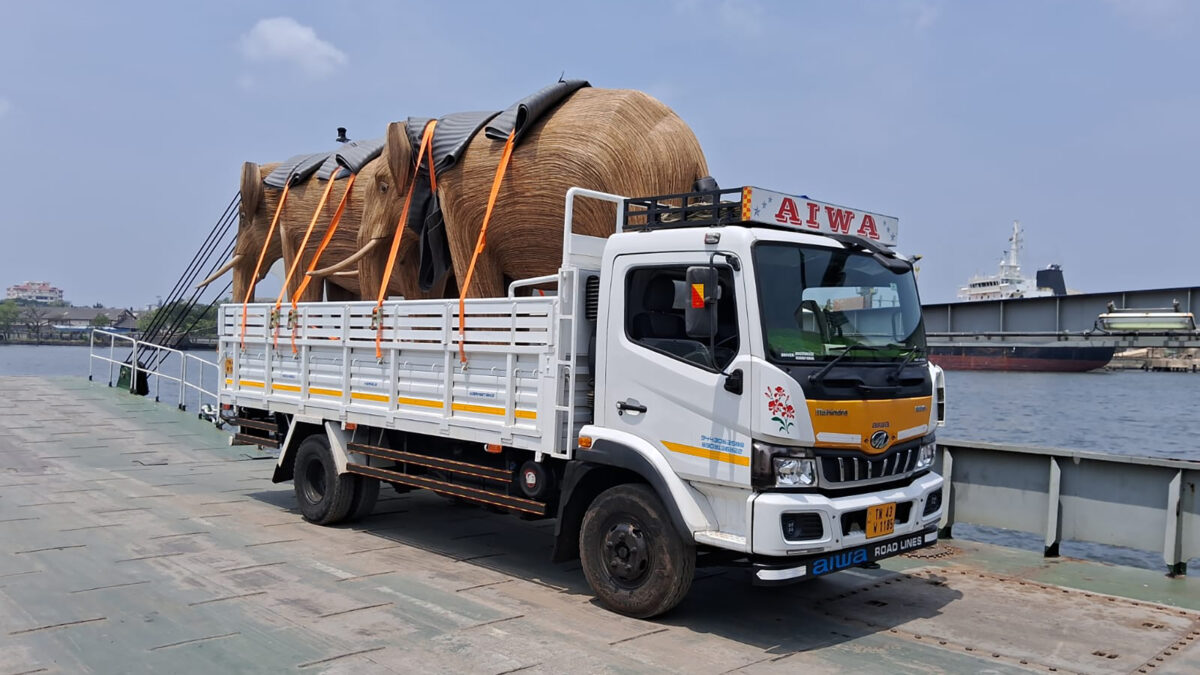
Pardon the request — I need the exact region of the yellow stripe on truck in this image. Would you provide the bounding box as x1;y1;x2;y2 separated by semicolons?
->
227;383;536;420
662;440;750;467
806;396;932;454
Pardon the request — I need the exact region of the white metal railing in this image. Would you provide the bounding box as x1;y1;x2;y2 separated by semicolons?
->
88;329;220;412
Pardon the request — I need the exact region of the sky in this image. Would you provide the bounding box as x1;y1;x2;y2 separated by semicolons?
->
0;0;1197;307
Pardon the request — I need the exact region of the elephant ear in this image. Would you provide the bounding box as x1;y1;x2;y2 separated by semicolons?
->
385;121;412;187
239;162;263;222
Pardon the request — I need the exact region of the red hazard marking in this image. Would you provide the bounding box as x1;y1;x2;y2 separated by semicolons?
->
691;283;706;308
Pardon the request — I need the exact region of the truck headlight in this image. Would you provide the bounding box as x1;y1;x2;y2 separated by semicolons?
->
753;441;816;488
773;457;818;487
916;442;935;470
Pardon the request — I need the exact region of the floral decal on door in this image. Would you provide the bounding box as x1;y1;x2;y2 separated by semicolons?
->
765;386;795;433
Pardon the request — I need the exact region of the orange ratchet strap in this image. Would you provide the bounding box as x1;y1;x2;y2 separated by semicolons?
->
240;180;291;349
458;129;516;363
272;173;339;349
294;172;356;302
290;173;356;354
374;120;437;359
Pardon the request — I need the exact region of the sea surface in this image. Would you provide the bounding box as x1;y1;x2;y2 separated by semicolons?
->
941;369;1199;460
1;344;1196;570
4;345;1193;459
0;343;220;413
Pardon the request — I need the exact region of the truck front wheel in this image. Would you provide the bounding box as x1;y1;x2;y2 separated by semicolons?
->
579;484;695;618
293;435;355;525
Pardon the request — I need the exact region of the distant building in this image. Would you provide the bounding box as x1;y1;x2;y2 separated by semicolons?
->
6;281;64;303
45;307;138;331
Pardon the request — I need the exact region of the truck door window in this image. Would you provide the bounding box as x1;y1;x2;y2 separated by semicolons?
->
625;266;739;371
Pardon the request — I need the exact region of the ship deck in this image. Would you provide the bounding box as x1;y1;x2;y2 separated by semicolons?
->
1;376;1198;674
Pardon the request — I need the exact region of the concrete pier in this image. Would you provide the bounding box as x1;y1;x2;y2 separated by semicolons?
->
2;377;1198;674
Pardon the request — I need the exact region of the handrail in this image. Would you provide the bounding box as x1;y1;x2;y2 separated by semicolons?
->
508;274;559;298
562;187;626;268
88;329;220;413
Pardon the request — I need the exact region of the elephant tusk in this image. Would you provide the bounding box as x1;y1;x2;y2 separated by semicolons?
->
195;254;242;288
307;238;381;277
332;271;357;277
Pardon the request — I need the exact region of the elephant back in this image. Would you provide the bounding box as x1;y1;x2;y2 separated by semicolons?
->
442;88;709;283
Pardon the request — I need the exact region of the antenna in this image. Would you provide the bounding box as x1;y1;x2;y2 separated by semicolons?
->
335;127;350;143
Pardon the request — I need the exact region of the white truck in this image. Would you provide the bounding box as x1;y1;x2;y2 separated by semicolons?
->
219;186;946;618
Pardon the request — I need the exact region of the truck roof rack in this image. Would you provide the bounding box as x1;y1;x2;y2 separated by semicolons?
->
623;186;899;248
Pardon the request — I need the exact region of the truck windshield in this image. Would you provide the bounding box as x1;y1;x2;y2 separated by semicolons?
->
754;242;926;362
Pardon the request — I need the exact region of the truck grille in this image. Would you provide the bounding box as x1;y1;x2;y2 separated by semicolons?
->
820;447;917;486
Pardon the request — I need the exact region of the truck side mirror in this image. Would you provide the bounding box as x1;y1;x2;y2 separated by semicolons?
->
685;266;718;339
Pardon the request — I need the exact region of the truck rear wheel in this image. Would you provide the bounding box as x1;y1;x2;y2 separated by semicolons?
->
345;476;380;522
293;435;355;525
579;484;695;618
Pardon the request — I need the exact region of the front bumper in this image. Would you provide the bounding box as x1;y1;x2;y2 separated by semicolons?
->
749;471;943;557
752;526;939;585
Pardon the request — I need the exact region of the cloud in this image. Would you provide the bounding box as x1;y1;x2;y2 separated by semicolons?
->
912;2;940;31
239;17;347;79
0;98;11;119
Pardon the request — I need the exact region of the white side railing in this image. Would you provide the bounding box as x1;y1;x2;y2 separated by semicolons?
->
88;329;220;413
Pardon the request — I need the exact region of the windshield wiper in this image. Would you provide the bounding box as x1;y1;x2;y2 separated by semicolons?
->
888;346;925;383
807;344;885;386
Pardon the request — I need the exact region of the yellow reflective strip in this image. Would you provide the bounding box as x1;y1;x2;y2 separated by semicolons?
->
452;402;506;416
225;378;233;385
661;440;749;467
238;380;264;389
309;387;341;397
272;383;301;392
397;396;443;409
451;402;537;420
350;391;389;403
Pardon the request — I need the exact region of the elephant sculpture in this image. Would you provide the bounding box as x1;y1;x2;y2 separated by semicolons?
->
320;88;709;300
309;123;447;301
199;158;379;303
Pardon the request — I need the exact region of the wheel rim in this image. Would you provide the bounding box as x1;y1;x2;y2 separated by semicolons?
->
602;519;650;588
302;457;326;504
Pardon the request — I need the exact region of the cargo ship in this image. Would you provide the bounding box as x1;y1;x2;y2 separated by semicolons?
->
927;221;1115;372
926;343;1115;372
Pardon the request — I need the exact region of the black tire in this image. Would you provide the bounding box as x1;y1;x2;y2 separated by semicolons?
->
345;476;380;522
293;435;355;525
579;484;695;618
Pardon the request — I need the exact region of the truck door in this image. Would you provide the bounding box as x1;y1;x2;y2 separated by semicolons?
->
600;253;753;487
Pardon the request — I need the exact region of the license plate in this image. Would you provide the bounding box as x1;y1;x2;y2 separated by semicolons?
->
866;502;896;539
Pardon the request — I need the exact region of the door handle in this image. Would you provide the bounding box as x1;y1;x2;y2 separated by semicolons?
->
616;399;647;415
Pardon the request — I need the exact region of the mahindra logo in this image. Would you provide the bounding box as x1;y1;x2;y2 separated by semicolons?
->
869;430;889;450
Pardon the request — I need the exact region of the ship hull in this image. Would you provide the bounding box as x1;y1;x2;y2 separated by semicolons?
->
927;345;1115;372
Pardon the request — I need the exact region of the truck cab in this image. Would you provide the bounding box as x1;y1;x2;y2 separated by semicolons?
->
569;187;944;600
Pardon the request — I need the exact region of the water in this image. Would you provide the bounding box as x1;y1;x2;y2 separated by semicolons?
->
942;369;1199;460
2;345;1195;571
0;343;220;413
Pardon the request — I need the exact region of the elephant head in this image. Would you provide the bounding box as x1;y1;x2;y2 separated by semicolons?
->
197;161;283;302
312;121;444;300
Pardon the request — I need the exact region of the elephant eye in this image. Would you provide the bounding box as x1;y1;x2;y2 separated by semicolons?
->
380;182;388;193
